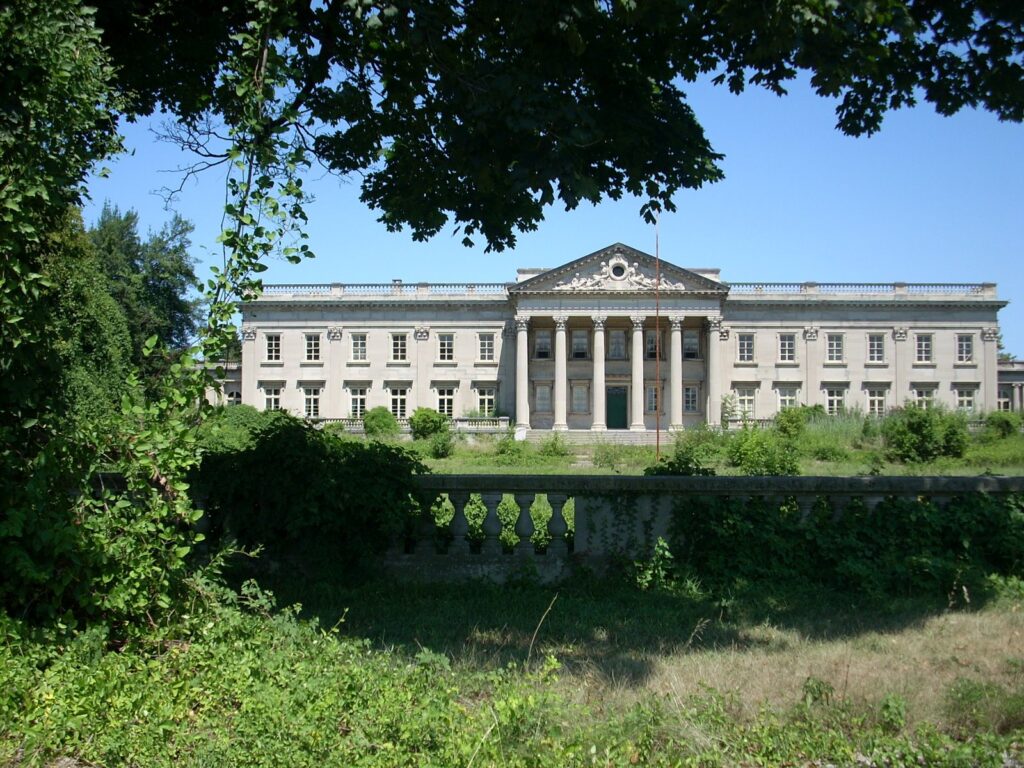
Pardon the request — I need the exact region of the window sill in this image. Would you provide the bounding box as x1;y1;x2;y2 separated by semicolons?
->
775;361;799;367
864;362;889;367
387;361;411;367
474;360;498;366
347;360;370;366
261;361;284;367
912;362;937;368
823;362;847;367
434;361;457;367
954;362;978;368
300;361;323;367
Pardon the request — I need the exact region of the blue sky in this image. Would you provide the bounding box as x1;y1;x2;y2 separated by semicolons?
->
85;77;1024;356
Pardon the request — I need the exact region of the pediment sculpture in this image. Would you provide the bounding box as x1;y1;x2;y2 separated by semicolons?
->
554;256;687;291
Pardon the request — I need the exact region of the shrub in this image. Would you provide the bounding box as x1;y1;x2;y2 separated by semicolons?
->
537;432;571;457
409;407;449;440
774;406;808;438
881;405;968;463
428;429;455;458
985;410;1021;440
726;427;799;475
363;406;400;439
645;439;715;476
494;427;529;465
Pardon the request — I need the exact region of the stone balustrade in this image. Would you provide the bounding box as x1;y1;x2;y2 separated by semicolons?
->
388;474;1024;583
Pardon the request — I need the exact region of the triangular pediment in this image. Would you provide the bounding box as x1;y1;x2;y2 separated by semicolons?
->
509;243;727;295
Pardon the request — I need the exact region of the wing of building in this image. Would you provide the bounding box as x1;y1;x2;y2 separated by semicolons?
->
237;242;1010;435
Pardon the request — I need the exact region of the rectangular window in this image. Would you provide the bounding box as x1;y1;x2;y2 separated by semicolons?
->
303;387;321;419
571;383;589;413
645;329;664;360
392;333;408;361
737;333;755;363
535;383;552;413
350;333;367;361
390;388;408;418
349;387;367;419
436;387;454;417
608;330;627;360
956;334;974;363
868;333;885;363
437;332;454;361
915;334;933;363
998;387;1013;412
683;385;699;413
866;387;887;417
778;333;796;362
955;387;976;412
478;332;495;361
777;386;798;410
477;387;496;417
265;333;281;362
683;329;700;360
826;333;844;363
534;330;552;359
645;384;660;413
571;329;589;359
825;387;845;415
264;386;281;411
914;387;936;407
735;387;756;417
304;333;321;362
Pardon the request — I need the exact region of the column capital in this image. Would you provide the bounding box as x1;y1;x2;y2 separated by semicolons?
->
327;326;343;341
981;326;1000;342
553;315;569;331
893;326;908;341
669;315;685;331
803;326;819;341
514;315;530;332
414;325;430;341
240;325;258;341
630;314;646;330
591;315;607;331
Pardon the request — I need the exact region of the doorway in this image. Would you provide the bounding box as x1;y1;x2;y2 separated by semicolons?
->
606;386;628;429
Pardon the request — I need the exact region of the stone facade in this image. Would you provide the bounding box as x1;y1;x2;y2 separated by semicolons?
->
238;243;1007;432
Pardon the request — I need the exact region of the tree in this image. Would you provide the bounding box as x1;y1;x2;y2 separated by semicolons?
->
89;204;201;381
91;0;1024;251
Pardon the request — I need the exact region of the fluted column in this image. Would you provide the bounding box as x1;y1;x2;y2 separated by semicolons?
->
630;315;646;431
515;315;530;432
669;315;684;429
553;315;568;431
591;316;607;431
706;316;722;426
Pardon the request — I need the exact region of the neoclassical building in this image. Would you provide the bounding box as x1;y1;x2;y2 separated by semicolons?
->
238;243;1007;434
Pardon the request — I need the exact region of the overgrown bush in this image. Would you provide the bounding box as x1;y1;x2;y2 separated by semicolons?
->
774;406;809;438
537;432;571;457
427;428;456;458
645;439;715;476
881;405;968;463
984;410;1021;440
363;405;400;439
409;407;449;440
726;427;799;475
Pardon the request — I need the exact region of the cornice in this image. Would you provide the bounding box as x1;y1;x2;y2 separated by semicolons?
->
724;297;1008;310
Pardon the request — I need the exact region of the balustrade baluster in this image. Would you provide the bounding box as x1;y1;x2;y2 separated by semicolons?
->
513;493;536;555
830;495;850;522
448;491;470;555
546;494;569;557
796;495;815;524
481;492;504;556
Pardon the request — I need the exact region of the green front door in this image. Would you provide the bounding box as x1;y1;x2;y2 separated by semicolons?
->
606;386;628;429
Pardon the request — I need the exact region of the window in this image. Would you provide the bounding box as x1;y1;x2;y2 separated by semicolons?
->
436;387;454;417
438;332;454;362
350;333;367;361
226;390;241;405
391;333;408;361
778;333;796;362
478;333;495;361
349;387;367;418
608;330;627;360
390;388;408;418
683;385;699;413
571;329;589;359
737;333;755;363
868;333;885;363
865;387;887;417
777;386;799;410
735;387;756;417
477;387;496;416
826;333;844;363
915;334;933;363
998;387;1013;412
955;387;976;412
645;384;660;413
913;387;936;407
956;334;974;363
265;333;281;362
571;383;589;413
263;386;281;411
535;383;552;412
644;329;663;360
683;329;700;360
304;333;321;362
303;386;321;419
534;330;552;359
825;387;845;415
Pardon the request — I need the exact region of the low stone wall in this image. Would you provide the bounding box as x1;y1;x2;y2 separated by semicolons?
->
386;474;1024;584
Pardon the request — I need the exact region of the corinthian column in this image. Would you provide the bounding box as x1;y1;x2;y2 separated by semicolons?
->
669;315;684;429
591;316;607;431
553;315;568;431
706;316;723;426
515;315;530;433
630;315;646;431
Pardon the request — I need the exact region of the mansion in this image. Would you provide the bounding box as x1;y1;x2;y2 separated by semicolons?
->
237;243;1009;434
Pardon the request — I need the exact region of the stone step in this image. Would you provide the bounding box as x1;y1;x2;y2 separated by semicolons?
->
524;429;674;446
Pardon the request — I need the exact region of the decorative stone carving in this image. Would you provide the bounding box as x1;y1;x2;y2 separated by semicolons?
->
514;315;530;332
893;326;909;341
591;315;607;331
981;327;1000;342
803;326;819;341
502;320;516;339
327;326;343;341
555;258;688;291
708;316;727;341
669;315;685;331
630;315;646;330
553;315;569;331
240;326;257;341
414;326;430;341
